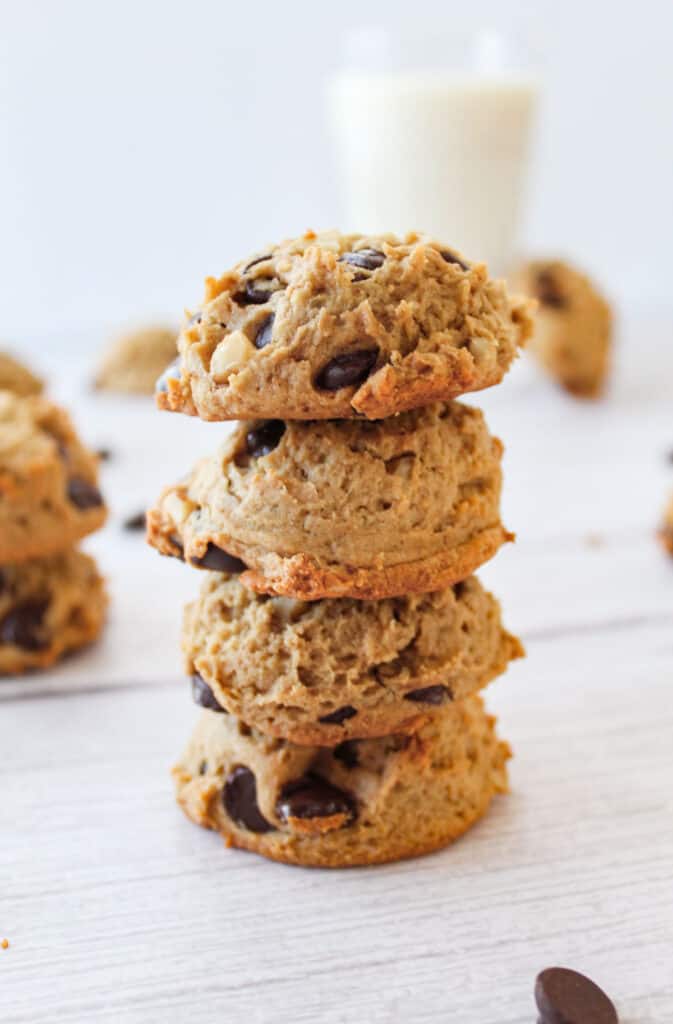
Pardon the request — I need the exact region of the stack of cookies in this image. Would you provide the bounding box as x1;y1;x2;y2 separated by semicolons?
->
147;231;532;867
0;388;107;675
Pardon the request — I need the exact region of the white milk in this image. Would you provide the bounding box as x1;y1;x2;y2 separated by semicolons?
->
329;64;537;274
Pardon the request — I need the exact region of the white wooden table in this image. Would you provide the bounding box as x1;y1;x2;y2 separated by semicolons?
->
2;314;672;1023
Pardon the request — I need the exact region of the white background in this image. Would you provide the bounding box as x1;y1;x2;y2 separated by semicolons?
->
1;0;672;343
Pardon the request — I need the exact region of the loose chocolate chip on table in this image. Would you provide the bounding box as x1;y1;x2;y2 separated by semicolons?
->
67;477;104;510
156;357;181;393
535;967;618;1024
0;600;49;651
253;312;275;349
245;420;286;458
191;673;226;712
440;250;470;271
189;543;247;574
234;278;276;306
123;511;146;532
276;773;356;825
244;254;272;273
333;740;359;769
536;270;567;309
339;249;385;271
318;705;358;725
404;684;453;705
224;766;274;833
315;349;379;391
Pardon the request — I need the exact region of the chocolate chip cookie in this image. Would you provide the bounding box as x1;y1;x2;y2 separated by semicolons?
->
0;351;43;397
0;548;107;674
146;401;510;600
95;325;178;395
0;390;107;563
512;259;612;398
173;695;509;867
157;230;533;422
183;574;523;745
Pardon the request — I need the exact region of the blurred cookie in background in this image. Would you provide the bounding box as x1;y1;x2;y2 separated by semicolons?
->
94;324;178;395
0;350;44;397
512;259;612;398
659;494;673;556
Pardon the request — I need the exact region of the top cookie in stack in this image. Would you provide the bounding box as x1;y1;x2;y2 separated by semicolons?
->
157;230;533;421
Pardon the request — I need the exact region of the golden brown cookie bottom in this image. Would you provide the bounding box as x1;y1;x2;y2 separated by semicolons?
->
173;695;510;868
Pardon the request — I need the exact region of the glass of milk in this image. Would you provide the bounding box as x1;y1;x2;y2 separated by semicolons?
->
328;28;538;274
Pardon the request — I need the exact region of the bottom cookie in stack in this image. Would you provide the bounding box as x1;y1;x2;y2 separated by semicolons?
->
173;695;510;868
0;549;107;674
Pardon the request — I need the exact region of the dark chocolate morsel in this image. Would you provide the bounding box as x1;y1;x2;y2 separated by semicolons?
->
276;773;356;825
168;535;185;560
191;673;226;712
123;511;146;532
244;254;273;273
188;311;202;325
233;278;276;306
318;705;358;725
535;967;618;1024
535;270;567;309
198;759;208;776
253;312;275;349
156;357;181;393
245;420;286;458
0;600;49;651
67;477;104;510
315;349;378;391
440;250;470;271
339;249;385;271
404;685;453;705
333;740;359;769
224;766;274;833
189;543;247;574
95;447;113;462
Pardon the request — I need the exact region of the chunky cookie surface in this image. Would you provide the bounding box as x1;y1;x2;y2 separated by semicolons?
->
184;574;523;745
157;231;533;421
0;391;107;562
147;402;510;600
512;259;611;397
174;695;510;867
95;325;178;394
0;351;43;397
0;548;107;674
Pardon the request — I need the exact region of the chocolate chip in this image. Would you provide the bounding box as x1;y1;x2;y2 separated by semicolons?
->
188;311;202;325
333;741;359;769
315;349;378;391
253;313;275;349
95;447;113;462
156;358;181;393
440;250;469;271
318;705;357;725
189;543;247;574
191;673;226;712
535;968;618;1024
536;270;567;309
0;600;49;651
244;254;272;273
123;511;146;532
224;766;274;833
0;570;6;597
404;685;453;705
276;774;356;825
234;278;276;306
67;477;104;510
168;535;185;560
339;249;385;271
198;759;208;775
245;420;285;458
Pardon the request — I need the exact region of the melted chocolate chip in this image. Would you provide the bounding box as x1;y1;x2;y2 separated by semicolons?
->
234;278;276;306
168;535;185;560
276;773;356;825
224;766;274;833
156;358;181;393
189;543;247;574
246;420;286;458
536;270;567;309
339;249;385;271
191;673;226;712
535;968;618;1024
404;685;453;705
253;313;275;349
67;477;104;510
123;511;146;532
440;250;470;271
244;254;273;273
318;705;358;725
333;740;359;769
315;349;378;391
198;759;208;775
0;600;49;651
